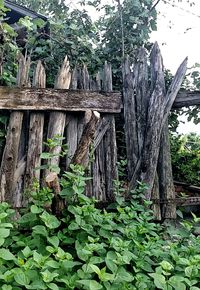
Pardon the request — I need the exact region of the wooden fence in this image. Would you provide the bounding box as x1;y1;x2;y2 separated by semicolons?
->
0;54;121;208
0;43;200;220
123;42;200;220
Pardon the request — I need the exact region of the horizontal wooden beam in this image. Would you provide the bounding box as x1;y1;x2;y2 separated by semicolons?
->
0;87;122;113
173;90;200;108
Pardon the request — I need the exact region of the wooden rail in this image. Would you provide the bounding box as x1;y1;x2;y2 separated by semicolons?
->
173;90;200;108
0;87;122;113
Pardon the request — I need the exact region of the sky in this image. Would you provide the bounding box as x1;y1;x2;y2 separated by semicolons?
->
150;0;200;134
66;0;200;134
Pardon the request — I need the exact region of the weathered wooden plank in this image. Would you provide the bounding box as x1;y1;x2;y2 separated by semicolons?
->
141;46;187;199
0;54;30;206
71;111;100;167
92;140;106;201
25;61;46;190
0;87;121;113
122;49;149;181
0;112;23;204
151;173;161;221
102;62;118;199
158;122;176;219
94;118;110;150
122;55;138;180
66;115;78;168
128;43;187;200
173;90;200;108
46;56;71;175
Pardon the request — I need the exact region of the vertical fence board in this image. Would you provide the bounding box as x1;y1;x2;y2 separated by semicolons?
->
92;62;118;200
25;61;46;191
66;116;78;168
158;122;176;219
46;56;71;175
103;62;118;199
0;54;30;206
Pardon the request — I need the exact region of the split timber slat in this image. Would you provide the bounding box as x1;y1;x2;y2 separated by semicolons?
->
45;56;71;176
173;90;200;108
25;61;46;190
0;87;122;113
0;54;30;206
100;62;118;200
66;65;89;170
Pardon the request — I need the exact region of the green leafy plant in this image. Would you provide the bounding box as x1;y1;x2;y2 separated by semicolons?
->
38;135;68;174
1;168;200;289
170;133;200;185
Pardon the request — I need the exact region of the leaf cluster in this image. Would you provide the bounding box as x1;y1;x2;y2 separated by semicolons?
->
0;166;200;289
170;133;200;185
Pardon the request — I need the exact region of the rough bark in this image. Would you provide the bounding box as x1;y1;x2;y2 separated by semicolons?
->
128;43;187;200
151;173;161;220
46;56;71;175
0;54;30;206
25;61;46;190
66;115;78;168
158;124;176;220
122;48;149;181
102;62;118;199
71;111;100;167
0;86;122;113
173;90;200;108
46;172;64;216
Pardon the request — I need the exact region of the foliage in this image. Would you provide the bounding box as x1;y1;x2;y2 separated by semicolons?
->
39;135;68;174
170;133;200;185
0;165;200;289
3;0;158;88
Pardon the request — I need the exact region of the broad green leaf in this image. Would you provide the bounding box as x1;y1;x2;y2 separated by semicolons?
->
48;283;59;290
160;261;173;271
18;213;37;225
0;237;5;246
33;251;45;265
115;267;134;283
14;269;30;286
0;228;10;238
89;256;104;264
185;266;198;278
178;258;189;266
77;280;103;290
32;225;48;237
47;236;59;248
41;270;58;283
22;246;32;258
90;264;101;275
62;260;82;269
31;205;43;214
169;276;186;290
149;273;166;289
0;223;13;228
0;213;8;219
2;285;12;290
0;248;15;260
45;260;60;269
40;211;61;229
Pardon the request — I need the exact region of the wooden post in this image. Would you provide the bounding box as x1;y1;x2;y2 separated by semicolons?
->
0;54;30;206
122;49;149;182
71;111;100;167
101;62;118;199
158;122;176;219
127;43;187;202
46;56;71;175
25;61;46;190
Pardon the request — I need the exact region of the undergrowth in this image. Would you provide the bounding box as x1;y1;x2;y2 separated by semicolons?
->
0;165;200;290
